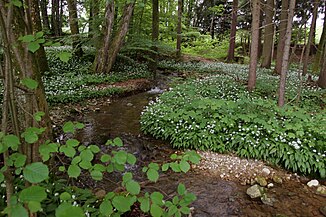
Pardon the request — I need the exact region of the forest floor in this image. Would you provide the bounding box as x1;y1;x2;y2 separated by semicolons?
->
50;59;326;217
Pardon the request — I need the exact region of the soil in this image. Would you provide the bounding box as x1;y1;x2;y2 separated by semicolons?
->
50;76;326;217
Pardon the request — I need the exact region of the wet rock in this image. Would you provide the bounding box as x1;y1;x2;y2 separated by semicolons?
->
307;179;319;187
262;168;271;176
317;185;326;195
273;176;283;184
256;176;268;187
267;183;274;188
261;194;274;206
127;103;133;107
246;184;265;199
320;206;326;216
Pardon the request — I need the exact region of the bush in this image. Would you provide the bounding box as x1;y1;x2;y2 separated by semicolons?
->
141;64;326;177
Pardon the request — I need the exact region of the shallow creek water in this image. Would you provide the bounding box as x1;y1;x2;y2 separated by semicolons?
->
73;90;326;217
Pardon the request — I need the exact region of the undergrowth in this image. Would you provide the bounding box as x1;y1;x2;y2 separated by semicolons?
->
141;61;326;177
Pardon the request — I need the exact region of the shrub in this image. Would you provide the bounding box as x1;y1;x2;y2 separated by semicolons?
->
141;67;326;177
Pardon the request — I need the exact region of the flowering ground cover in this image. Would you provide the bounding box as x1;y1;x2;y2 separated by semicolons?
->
141;61;326;177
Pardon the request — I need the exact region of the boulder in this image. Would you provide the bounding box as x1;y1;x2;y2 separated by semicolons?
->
246;184;265;199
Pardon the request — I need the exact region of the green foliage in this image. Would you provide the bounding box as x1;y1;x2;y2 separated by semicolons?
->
141;62;326;177
0;120;200;216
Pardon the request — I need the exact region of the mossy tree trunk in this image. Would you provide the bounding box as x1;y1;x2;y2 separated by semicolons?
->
67;0;83;57
260;0;274;69
227;0;238;62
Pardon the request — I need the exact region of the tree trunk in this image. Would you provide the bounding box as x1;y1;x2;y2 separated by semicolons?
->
67;0;83;57
248;0;260;91
51;0;61;36
278;0;296;107
227;0;238;62
40;0;51;32
303;0;320;75
93;1;135;73
88;0;100;39
176;0;183;58
261;0;274;68
317;43;326;88
313;5;326;72
150;0;159;78
274;0;289;75
31;0;50;73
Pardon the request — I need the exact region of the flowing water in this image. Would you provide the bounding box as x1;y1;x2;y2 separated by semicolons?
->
73;89;326;217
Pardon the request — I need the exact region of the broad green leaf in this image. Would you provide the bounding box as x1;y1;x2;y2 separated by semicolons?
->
147;168;159;182
66;139;79;147
35;31;44;38
75;122;84;129
59;166;65;172
150;192;164;206
28;201;42;213
57;52;72;63
170;162;181;172
172;196;179;205
100;200;113;216
161;163;169;172
170;153;178;160
179;160;190;173
67;165;81;178
113;137;123;147
79;160;92;169
101;154;111;163
93;164;106;172
114;151;127;164
148;163;159;170
23;162;49;183
80;149;94;162
139;197;150;212
11;0;23;7
91;170;103;180
59;192;71;201
55;202;84;217
36;38;45;44
168;204;178;216
177;183;186;195
63;122;74;133
21;131;38;144
112;196;132;212
126;180;140;195
60;145;76;158
10;204;28;217
14;154;26;167
20;186;46;202
3;135;20;151
123;172;133;182
127;154;137;165
27;42;40;53
34;112;45;122
21;78;38;90
180;206;191;214
150;204;163;217
71;156;81;165
89;145;100;153
19;34;34;42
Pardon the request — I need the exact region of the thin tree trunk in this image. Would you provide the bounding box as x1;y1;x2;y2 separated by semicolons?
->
261;0;274;68
40;0;51;32
67;0;83;57
227;0;238;62
313;3;326;72
150;0;159;78
303;0;320;75
274;0;289;75
31;0;50;73
93;0;115;73
278;0;296;107
176;0;183;58
51;0;61;36
88;0;99;38
248;0;260;91
317;43;326;88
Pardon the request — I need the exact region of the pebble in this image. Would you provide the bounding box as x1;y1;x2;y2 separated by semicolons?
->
307;179;319;187
127;103;133;107
256;176;268;187
262;168;271;176
273;176;283;184
317;185;326;195
267;183;274;188
246;184;265;199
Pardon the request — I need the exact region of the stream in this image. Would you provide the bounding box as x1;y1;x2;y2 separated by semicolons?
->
71;88;326;217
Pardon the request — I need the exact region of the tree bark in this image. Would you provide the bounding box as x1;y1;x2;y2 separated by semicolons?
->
274;0;289;75
176;0;183;58
150;0;159;78
313;6;326;72
278;0;296;107
31;0;50;73
261;0;274;68
40;0;51;32
51;0;61;36
93;1;135;73
67;0;83;57
88;0;100;39
303;0;320;75
248;0;260;91
227;0;238;62
317;43;326;88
